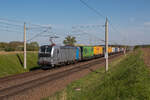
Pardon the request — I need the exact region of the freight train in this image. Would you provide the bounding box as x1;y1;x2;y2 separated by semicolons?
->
38;45;124;67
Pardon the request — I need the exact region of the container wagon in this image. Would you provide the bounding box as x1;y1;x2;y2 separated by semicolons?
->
108;47;112;54
80;46;94;60
93;46;103;57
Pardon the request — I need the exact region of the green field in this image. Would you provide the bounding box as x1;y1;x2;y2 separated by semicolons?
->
0;52;38;77
43;50;150;100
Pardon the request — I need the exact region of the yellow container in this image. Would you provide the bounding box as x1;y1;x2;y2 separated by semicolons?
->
108;47;112;53
94;46;103;55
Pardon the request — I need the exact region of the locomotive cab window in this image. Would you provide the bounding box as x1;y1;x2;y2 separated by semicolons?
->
46;46;52;53
40;46;52;53
40;46;46;53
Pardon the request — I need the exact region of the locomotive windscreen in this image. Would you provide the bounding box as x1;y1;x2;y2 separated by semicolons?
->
40;45;52;53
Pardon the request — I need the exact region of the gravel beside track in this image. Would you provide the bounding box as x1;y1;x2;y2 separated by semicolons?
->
0;53;123;100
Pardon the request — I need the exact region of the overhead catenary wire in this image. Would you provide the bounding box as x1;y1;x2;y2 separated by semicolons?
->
71;25;121;45
0;17;52;37
0;17;23;25
0;19;47;34
0;28;23;33
72;24;104;29
0;17;51;29
0;21;23;27
71;25;117;43
0;17;118;45
79;0;105;19
71;27;105;43
79;0;128;45
27;28;50;42
0;25;23;31
0;20;50;35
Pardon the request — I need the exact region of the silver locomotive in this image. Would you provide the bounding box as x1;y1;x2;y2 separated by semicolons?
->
38;45;80;67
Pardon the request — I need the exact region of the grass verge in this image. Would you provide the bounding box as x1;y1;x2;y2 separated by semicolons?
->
0;52;38;77
43;50;150;100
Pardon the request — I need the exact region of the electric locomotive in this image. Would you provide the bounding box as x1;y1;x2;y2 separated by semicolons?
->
38;45;81;67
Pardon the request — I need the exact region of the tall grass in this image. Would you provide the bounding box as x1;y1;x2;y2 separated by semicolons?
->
44;50;150;100
86;51;150;100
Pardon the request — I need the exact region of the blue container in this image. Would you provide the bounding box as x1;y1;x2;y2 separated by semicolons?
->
115;48;118;52
76;47;80;60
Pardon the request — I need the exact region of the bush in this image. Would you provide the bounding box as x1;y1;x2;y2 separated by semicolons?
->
4;47;15;51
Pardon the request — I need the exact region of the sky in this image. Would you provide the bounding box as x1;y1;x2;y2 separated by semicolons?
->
0;0;150;46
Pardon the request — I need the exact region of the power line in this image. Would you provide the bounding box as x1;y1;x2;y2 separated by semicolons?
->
0;17;51;28
0;21;23;27
28;23;51;28
72;24;104;29
79;0;105;19
27;29;50;42
0;28;23;33
71;24;105;43
26;26;48;30
0;25;23;31
71;26;122;45
72;28;105;42
79;0;128;45
0;17;23;24
0;17;52;42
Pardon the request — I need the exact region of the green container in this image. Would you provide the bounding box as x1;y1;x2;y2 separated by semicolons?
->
81;46;94;58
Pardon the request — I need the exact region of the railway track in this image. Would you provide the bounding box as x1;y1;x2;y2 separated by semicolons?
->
0;70;44;83
0;56;101;83
0;57;103;90
0;53;122;100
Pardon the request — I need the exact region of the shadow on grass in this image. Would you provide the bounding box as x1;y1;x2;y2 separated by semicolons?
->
16;54;23;67
29;66;41;71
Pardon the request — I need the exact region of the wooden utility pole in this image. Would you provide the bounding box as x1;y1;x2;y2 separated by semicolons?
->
105;17;108;72
24;22;27;69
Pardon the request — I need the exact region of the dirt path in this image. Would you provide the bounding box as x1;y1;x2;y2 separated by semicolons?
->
142;48;150;67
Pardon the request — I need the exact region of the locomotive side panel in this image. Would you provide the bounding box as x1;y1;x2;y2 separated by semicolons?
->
56;46;76;64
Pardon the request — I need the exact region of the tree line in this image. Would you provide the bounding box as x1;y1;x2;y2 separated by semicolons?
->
134;45;150;50
0;41;39;51
0;35;76;52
